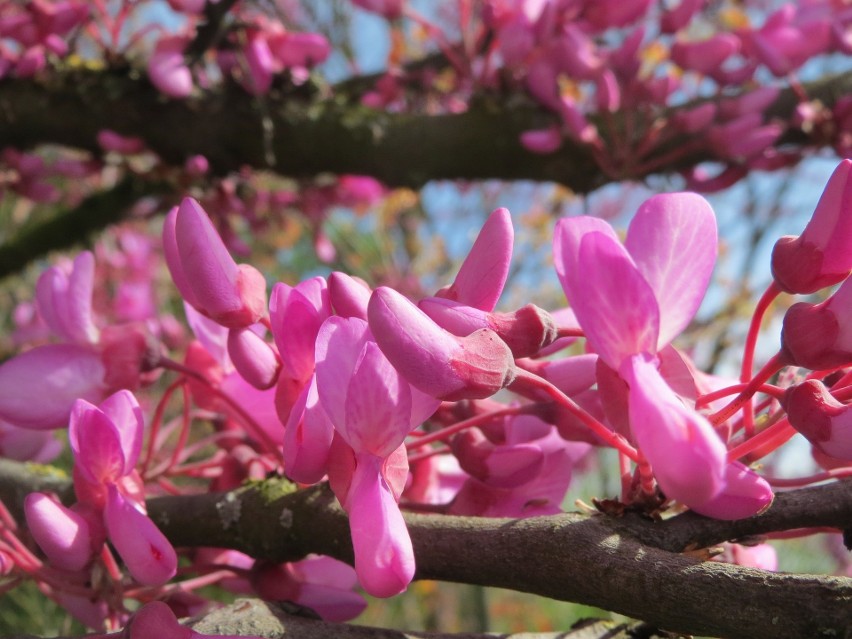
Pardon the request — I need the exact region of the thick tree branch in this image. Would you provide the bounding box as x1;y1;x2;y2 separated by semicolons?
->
4;68;851;191
0;176;169;281
2;459;851;639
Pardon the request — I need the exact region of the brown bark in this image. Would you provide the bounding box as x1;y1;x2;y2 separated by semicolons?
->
1;459;850;639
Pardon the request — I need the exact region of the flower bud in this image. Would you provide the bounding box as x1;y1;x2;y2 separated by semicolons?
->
163;198;267;329
771;160;852;294
780;276;852;369
784;380;852;459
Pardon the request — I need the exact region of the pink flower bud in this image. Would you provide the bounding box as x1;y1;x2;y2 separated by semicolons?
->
148;35;193;99
671;33;739;75
368;287;516;401
25;493;95;571
780;275;852;370
329;272;371;319
772;160;852;294
36;251;99;345
519;127;562;154
226;327;280;390
97;130;145;154
163;198;267;329
351;0;404;20
784;380;852;459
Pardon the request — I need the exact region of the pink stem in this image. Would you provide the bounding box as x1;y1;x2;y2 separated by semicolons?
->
726;418;796;462
696;382;785;409
740;282;782;436
406;406;521;450
710;352;785;427
763;467;852;487
510;368;639;462
407;446;452;464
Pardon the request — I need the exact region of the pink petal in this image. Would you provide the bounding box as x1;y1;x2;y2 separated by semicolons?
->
625;193;717;348
690;462;774;520
419;297;488;336
328;272;371;319
367;288;461;398
242;35;273;95
227;327;280;390
148;36;193;99
35;252;98;345
163;207;203;311
64;252;99;344
671;33;739;75
283;376;334;484
314;317;371;431
69;399;125;485
104;485;177;585
451;428;544;488
437;208;513;311
24;493;94;571
621;354;727;507
270;280;329;381
345;455;414;598
172;198;267;328
553;216;618;304
0;344;105;429
124;601;192;639
574;231;660;368
344;341;413;456
98;390;144;474
295;583;367;622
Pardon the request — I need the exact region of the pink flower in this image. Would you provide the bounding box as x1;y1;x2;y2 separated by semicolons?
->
554;193;772;516
741;4;831;76
449;414;590;517
785;380;852;459
148;35;193;99
163;197;268;329
70;391;176;584
36;251;99;345
772;160;852;294
314;316;439;596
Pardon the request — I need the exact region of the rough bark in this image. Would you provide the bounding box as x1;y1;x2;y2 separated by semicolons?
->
2;459;851;639
3;68;851;190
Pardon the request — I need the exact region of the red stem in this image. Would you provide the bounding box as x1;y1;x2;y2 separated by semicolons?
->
740;282;782;436
709;352;785;427
509;368;639;462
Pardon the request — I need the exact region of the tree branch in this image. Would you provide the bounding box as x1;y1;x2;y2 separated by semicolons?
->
3;68;851;191
2;459;851;639
0;176;170;281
